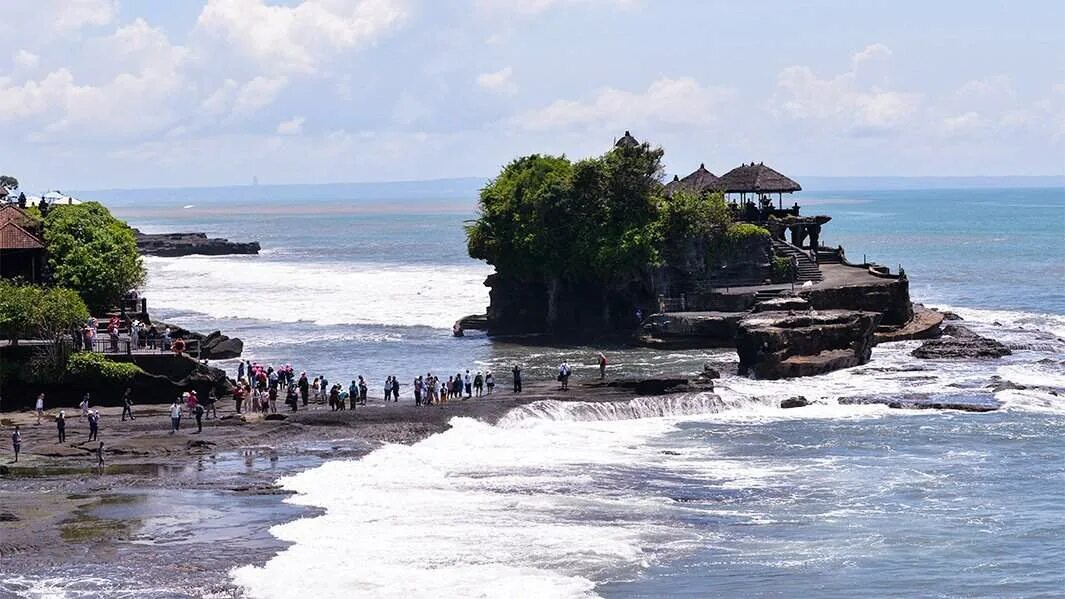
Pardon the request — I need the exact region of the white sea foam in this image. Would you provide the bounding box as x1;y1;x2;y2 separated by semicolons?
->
142;255;492;329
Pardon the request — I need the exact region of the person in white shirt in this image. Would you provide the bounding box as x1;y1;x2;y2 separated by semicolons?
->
35;393;45;425
169;401;182;433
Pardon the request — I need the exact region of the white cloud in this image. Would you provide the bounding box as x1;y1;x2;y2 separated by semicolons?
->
475;0;639;16
13;50;39;70
277;116;306;135
940;111;986;137
773;45;920;134
851;42;892;69
202;76;289;117
515;77;734;131
476;66;517;95
55;0;118;33
196;0;409;75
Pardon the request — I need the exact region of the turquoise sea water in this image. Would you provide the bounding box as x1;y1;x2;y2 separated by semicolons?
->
19;186;1062;598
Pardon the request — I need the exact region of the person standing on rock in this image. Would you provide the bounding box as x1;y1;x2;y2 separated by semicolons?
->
56;411;66;443
12;426;21;462
96;442;105;468
87;410;100;441
384;376;392;402
485;371;494;395
233;382;245;414
473;372;484;397
597;353;608;380
121;387;135;421
35;393;45;425
512;365;522;393
238;360;245;382
391;376;400;402
298;372;309;406
464;370;472;399
194;401;205;433
358;377;368;405
79;393;90;420
169;400;182;433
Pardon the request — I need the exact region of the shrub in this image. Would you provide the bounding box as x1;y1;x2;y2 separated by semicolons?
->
66;352;143;385
771;256;793;283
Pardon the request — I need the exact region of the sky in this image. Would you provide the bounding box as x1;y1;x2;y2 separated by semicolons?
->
0;0;1063;190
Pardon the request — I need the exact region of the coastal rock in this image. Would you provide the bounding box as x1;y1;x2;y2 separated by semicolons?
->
911;327;1011;360
839;393;1000;412
780;396;810;409
753;296;810;313
600;374;715;395
736;309;881;379
986;376;1027;392
874;305;944;343
637;311;744;349
134;229;260;257
798;278;913;326
701;363;721;379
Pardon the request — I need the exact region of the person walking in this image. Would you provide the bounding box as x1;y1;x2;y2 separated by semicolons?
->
169;400;182;433
233;383;245;414
96;442;105;468
485;371;494;395
205;390;218;419
512;365;522;393
474;372;484;397
194;402;205;433
464;370;472;399
121;387;135;421
11;426;21;462
384;376;392;402
56;411;66;443
287;385;299;412
597;352;608;380
88;410;100;441
35;393;45;424
238;360;245;382
79;393;90;420
391;376;400;403
358;377;368;405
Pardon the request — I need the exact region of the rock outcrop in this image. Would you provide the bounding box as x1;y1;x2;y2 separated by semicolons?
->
638;311;744;349
135;229;260;257
198;331;244;360
838;393;1000;412
911;325;1011;359
753;296;810;312
736;309;881;379
798;279;912;326
874;304;944;343
780;396;811;408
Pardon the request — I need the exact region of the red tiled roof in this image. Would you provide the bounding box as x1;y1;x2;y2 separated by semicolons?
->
0;222;44;250
0;204;33;228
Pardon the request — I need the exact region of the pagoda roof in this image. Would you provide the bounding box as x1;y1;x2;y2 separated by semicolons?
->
719;162;801;193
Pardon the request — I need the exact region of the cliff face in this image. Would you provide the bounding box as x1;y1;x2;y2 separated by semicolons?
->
798;278;913;326
134;230;260;257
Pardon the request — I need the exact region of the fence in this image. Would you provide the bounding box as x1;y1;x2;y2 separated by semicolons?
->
82;334;200;357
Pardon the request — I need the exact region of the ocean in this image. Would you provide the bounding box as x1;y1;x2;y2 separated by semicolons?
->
35;186;1065;596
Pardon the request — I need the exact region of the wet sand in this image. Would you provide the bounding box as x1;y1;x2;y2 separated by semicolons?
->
0;377;692;597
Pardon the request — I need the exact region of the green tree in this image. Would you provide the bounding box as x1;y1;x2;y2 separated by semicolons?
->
0;281;40;345
43;202;145;314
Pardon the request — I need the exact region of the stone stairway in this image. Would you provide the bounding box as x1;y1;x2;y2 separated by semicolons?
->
771;239;823;282
815;247;843;264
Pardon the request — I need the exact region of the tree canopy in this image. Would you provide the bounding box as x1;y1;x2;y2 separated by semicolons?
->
0;282;89;345
43;202;145;314
0;175;18;190
467;141;666;284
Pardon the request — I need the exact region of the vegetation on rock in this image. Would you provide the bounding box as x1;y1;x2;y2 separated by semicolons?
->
66;352;143;386
43;202;145;313
0;282;88;346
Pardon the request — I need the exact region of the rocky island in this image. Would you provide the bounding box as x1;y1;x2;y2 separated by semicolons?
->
462;131;946;379
134;229;260;257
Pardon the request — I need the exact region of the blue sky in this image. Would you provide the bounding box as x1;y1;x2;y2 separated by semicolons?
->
1;0;1063;189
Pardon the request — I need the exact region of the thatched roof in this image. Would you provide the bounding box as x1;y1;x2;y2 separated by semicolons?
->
677;163;722;193
0;222;44;250
719;162;801;194
663;174;681;194
614;130;639;148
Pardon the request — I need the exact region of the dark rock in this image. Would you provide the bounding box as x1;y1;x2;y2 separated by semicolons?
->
798;278;913;326
912;330;1011;360
0;511;19;522
875;305;944;343
940;311;963;321
780;396;810;409
601;374;714;395
942;324;979;338
839;393;1000;412
264;413;288;421
701;363;721;379
134;229;260;257
637;311;744;349
203;337;243;360
736;309;881;379
985;376;1027;392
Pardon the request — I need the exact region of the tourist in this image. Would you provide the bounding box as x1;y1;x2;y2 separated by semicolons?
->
268;384;278;414
439;378;449;406
329;385;341;412
464;370;472;398
162;327;172;351
558;362;571;391
512;365;522;393
83;324;95;352
205;390;218;419
319;376;329;402
414;377;422;406
88;410;100;441
358;377;368;405
96;442;105;468
287;385;299;412
384;376;393;402
238;360;246;382
597;352;608;379
169;400;182;433
233;382;245;414
298;372;309;406
56;411;66;443
146;326;157;350
391;376;400;402
78;393;90;419
474;372;484;397
11;426;21;462
108;320;120;353
121;387;135;421
35;393;45;424
485;371;494;395
194;401;205;433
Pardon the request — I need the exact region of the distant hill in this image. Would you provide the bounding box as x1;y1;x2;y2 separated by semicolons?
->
789;175;1065;192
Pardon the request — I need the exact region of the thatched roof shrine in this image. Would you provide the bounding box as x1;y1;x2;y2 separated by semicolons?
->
718;162;801;194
